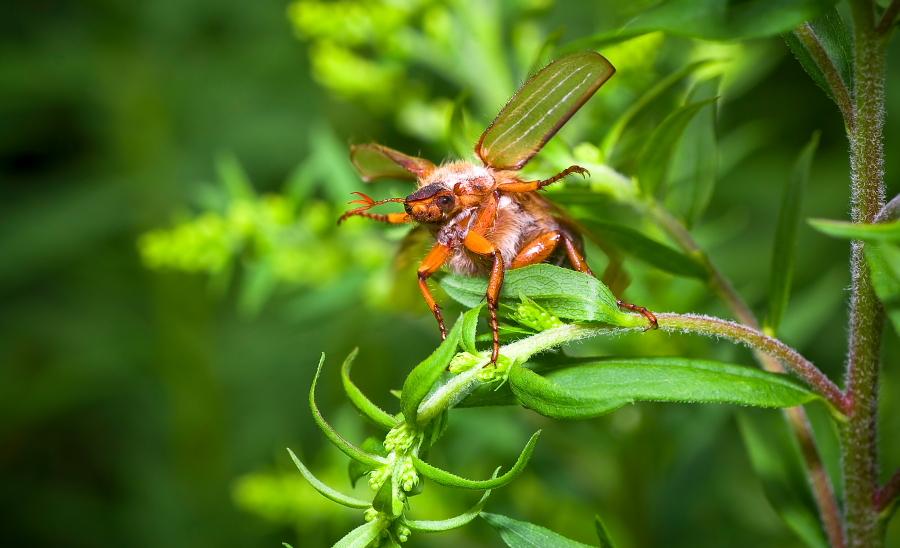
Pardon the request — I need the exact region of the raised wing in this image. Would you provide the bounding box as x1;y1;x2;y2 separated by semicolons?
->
476;51;615;170
350;143;435;182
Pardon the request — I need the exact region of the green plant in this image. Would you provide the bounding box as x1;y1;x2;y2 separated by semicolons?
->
283;2;900;547
138;0;900;545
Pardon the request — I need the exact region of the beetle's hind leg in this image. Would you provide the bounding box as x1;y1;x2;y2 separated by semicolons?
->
560;232;658;330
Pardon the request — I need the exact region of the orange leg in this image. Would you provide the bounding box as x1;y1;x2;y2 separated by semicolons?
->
510;231;561;269
463;231;504;365
417;243;452;338
497;165;589;193
561;233;658;330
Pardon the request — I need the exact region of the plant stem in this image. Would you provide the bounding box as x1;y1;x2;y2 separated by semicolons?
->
654;313;847;412
648;203;847;548
843;2;888;546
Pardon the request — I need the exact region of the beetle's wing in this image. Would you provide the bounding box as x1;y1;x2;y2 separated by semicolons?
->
350;143;436;182
476;51;615;171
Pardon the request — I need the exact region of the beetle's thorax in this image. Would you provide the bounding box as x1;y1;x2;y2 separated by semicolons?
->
419;161;494;196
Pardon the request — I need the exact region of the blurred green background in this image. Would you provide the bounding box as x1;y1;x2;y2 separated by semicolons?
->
2;0;899;546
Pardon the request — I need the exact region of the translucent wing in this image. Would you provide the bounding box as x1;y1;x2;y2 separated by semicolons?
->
476;51;615;170
350;143;435;182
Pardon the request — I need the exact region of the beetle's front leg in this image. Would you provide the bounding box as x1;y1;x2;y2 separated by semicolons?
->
463;230;505;365
417;243;452;339
496;165;589;193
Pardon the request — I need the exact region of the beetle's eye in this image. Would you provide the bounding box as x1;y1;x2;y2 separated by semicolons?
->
437;195;453;209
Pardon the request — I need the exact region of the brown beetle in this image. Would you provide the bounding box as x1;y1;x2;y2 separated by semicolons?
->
340;51;657;365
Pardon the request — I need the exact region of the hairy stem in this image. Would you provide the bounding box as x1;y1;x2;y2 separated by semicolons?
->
649;203;846;548
844;2;888;546
655;314;847;413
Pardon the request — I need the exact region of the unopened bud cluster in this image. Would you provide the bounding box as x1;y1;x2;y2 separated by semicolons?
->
512;297;564;331
384;422;418;453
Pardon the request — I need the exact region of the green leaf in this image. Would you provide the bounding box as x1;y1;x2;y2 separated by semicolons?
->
412;431;541;490
808;218;900;242
580;219;707;279
601;59;715;161
766;132;820;334
286;448;371;509
737;411;828;548
309;355;386;467
637;97;718;197
216;153;255;200
348;437;386;488
400;316;464;426
441;264;645;327
665;76;720;226
785;9;853;107
572;0;839;44
341;348;397;430
461;303;485;355
481;512;594;547
372;473;403;517
866;242;900;335
332;520;384;548
509;357;818;420
404;476;495;532
594;515;616;548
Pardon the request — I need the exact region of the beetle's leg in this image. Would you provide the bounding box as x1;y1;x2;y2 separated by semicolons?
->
510;230;561;269
417;243;452;339
496;165;589;193
338;194;410;224
560;233;658;330
463;231;504;365
338;211;412;224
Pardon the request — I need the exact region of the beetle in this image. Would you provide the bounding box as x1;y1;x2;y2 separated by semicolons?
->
339;51;657;365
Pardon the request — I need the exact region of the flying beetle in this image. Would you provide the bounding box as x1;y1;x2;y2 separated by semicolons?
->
339;51;658;365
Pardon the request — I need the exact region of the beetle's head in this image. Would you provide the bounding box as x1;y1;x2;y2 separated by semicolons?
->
404;183;459;223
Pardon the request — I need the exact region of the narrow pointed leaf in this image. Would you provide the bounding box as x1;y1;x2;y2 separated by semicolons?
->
785;9;853;107
341;348;397;430
665;76;720;226
310;355;386;467
404;475;496;532
481;512;594;547
808;218;900;242
412;431;541;490
766;132;819;333
510;357;818;420
332;520;384;548
401;316;464;425
580;219;707;279
866;242;900;335
601;59;714;158
441;264;645;327
594;515;617;548
737;411;828;548
348;438;386;487
638;97;718;197
461;303;485;355
287;449;371;509
571;0;840;44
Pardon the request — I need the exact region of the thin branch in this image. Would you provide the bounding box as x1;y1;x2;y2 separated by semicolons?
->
655;313;848;413
874;469;900;512
877;0;900;34
648;203;846;548
793;23;856;129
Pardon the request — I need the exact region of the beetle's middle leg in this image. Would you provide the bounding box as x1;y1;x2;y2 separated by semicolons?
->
417;243;452;339
510;230;561;269
560;232;658;330
462;231;505;365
